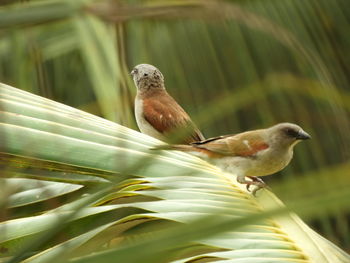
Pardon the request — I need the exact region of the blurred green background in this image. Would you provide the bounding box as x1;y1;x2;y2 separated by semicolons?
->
0;0;349;255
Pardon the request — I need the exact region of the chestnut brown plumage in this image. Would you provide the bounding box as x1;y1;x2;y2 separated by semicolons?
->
156;123;311;195
131;64;204;144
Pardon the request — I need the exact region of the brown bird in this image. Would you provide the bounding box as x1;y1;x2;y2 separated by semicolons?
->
156;123;311;195
131;64;204;144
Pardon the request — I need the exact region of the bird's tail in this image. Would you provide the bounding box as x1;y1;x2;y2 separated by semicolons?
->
151;144;195;152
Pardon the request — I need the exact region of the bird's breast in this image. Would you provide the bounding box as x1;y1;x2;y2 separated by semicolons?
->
211;148;294;177
134;97;164;140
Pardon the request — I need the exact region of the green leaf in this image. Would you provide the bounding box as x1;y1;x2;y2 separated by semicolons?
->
0;83;349;263
0;0;83;28
73;14;121;122
22;223;114;263
2;178;82;208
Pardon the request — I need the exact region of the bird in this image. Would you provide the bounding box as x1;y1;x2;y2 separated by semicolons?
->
155;123;311;195
131;63;205;144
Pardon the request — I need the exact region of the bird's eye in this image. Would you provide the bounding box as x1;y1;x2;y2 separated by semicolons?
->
285;128;298;138
143;73;148;77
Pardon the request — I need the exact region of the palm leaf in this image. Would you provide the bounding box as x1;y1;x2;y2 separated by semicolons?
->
0;83;349;263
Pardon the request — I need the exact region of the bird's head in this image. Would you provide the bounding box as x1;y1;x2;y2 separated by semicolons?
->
131;64;164;91
268;123;311;148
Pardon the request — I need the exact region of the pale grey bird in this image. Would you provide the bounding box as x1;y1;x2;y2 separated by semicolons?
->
156;123;311;195
131;63;204;144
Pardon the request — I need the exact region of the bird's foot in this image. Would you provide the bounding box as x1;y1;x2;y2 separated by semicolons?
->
245;176;267;196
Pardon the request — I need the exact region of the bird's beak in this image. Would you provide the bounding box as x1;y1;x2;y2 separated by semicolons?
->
296;130;311;140
130;69;135;76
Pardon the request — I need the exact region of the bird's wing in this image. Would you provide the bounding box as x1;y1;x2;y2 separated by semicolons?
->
191;134;235;144
194;131;269;157
142;96;204;144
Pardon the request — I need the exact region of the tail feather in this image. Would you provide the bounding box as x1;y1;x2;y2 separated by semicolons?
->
151;144;196;152
152;144;221;159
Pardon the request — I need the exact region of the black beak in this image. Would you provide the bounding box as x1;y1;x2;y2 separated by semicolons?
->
296;130;311;140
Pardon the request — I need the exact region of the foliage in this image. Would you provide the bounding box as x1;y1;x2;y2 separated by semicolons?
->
0;82;349;263
0;0;349;262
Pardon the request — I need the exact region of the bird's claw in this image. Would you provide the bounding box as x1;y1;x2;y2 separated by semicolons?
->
245;176;267;196
248;176;265;184
251;184;265;196
246;182;253;192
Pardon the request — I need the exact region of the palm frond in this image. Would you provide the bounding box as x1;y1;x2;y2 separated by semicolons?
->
0;83;348;263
